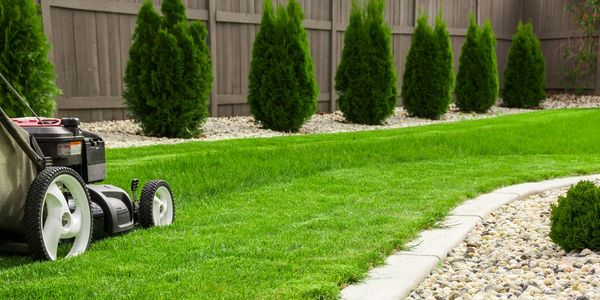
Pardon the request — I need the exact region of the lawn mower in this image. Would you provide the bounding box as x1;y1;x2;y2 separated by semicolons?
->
0;71;175;261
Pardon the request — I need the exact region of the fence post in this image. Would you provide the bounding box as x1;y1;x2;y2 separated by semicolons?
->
596;35;600;95
476;0;481;25
41;0;57;116
41;1;54;63
330;0;337;112
208;0;218;116
414;0;418;25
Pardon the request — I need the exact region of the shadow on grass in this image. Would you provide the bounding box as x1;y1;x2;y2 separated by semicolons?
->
0;244;34;270
0;229;33;268
0;255;33;270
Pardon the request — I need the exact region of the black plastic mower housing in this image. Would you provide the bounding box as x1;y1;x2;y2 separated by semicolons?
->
87;184;135;235
82;132;106;183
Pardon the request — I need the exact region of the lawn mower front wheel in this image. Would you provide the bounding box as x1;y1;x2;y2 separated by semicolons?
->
24;167;93;261
139;180;175;228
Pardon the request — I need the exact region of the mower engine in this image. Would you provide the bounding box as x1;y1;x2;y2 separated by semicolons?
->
12;117;106;183
13;117;134;237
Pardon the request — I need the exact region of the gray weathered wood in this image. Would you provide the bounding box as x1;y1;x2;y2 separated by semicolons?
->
330;0;337;111
595;34;600;95
209;0;218;116
49;0;209;20
56;96;125;109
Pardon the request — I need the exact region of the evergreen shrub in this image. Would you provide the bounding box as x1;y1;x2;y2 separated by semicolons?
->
124;0;212;138
0;0;59;117
335;0;397;125
434;13;455;112
550;181;600;251
502;22;546;108
455;17;498;113
247;0;318;132
401;14;453;119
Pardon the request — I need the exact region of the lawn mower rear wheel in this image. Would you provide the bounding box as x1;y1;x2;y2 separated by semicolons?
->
24;167;93;261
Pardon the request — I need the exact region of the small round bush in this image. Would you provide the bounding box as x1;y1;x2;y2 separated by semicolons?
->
550;181;600;251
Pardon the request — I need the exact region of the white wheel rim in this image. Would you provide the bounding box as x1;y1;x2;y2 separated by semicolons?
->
152;186;173;226
41;174;91;260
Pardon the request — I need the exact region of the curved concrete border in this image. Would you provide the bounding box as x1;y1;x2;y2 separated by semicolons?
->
341;174;600;300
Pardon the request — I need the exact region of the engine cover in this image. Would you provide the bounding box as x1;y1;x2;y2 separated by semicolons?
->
87;184;134;235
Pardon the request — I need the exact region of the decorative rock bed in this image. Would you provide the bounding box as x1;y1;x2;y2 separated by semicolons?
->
82;106;526;149
408;180;600;300
81;94;600;149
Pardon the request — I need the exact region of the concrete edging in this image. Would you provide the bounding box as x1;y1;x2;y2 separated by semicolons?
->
340;174;600;300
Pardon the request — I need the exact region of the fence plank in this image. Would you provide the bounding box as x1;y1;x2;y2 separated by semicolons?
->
596;35;600;95
330;0;337;111
209;0;218;116
41;0;54;65
96;12;111;97
107;13;123;97
54;8;77;98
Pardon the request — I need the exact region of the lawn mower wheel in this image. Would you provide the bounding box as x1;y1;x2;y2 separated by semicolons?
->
139;180;175;228
24;167;93;261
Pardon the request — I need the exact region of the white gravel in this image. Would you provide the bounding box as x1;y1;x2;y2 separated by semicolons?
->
81;94;600;149
408;180;600;300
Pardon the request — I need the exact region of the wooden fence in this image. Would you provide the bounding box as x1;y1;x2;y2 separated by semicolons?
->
524;0;599;91
39;0;577;121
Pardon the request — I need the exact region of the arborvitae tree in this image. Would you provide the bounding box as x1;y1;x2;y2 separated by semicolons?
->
247;0;318;132
503;22;546;108
482;20;499;104
335;1;366;118
335;0;397;125
284;0;319;131
434;13;454;113
402;15;434;119
148;29;184;137
456;16;497;113
189;21;213;124
124;1;161;131
401;15;452;119
0;0;59;117
248;1;276;123
161;0;187;29
124;0;212;138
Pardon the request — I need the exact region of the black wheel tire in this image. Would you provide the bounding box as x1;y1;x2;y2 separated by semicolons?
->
139;180;175;228
24;167;93;261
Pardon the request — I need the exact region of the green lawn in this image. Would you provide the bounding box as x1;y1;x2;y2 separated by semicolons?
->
2;109;600;299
